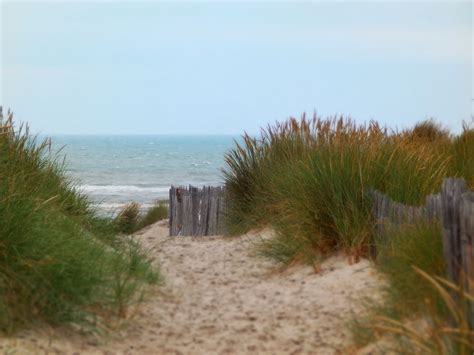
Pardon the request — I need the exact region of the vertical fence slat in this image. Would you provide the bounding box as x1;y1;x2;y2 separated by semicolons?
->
176;186;184;236
426;194;442;221
217;187;226;235
191;186;200;236
207;187;217;235
170;186;184;237
441;178;467;287
180;188;191;236
169;186;175;236
460;191;474;328
200;187;209;236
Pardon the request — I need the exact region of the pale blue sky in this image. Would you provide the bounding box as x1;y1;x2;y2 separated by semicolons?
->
1;1;472;135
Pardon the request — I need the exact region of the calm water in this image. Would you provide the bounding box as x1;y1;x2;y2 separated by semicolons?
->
49;135;237;214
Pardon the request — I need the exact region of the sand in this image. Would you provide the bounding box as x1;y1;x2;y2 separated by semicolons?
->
0;221;382;354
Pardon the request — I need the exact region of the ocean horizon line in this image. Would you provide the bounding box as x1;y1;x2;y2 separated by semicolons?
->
41;133;242;138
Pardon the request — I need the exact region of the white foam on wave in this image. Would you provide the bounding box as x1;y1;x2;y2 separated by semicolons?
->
80;184;170;194
93;202;157;209
93;202;163;216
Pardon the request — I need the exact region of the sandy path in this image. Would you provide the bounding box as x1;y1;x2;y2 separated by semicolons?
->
1;221;381;354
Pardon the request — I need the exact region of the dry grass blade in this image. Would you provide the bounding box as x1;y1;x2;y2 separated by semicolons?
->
413;266;464;324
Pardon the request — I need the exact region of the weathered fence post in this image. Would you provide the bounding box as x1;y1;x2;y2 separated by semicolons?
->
441;178;467;288
181;187;192;236
169;186;179;236
169;187;174;236
217;188;226;235
425;193;442;222
191;186;200;236
207;187;218;235
199;187;210;236
169;186;184;236
460;191;474;328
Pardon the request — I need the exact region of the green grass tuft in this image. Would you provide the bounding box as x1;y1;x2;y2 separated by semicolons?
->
136;201;169;231
0;109;160;333
114;202;141;234
114;201;169;234
223;114;453;263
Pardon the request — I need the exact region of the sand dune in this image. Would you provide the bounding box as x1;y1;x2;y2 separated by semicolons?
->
0;221;382;354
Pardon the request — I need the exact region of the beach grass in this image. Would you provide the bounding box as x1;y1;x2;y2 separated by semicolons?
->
114;202;141;234
136;201;168;230
0;110;160;333
114;201;169;234
223;115;464;262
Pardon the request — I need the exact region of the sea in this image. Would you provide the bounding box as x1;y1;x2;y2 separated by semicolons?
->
49;135;237;215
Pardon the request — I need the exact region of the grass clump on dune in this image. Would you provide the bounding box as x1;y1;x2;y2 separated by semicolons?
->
114;202;141;234
223;114;459;263
114;201;168;234
449;121;474;189
0;109;160;333
136;201;168;230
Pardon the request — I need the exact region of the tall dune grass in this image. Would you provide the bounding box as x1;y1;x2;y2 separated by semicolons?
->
223;114;462;262
0;109;159;333
135;201;168;230
114;201;169;234
450;121;474;189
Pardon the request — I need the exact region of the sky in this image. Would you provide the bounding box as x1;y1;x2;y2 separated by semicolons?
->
1;1;472;135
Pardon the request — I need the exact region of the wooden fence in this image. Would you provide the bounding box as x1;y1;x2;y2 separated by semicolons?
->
169;186;226;236
372;177;473;326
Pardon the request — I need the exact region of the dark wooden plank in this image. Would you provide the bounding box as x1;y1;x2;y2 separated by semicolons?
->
207;187;218;235
170;187;174;236
191;186;200;236
217;187;226;235
441;178;467;287
199;186;210;236
175;186;180;236
200;186;206;236
169;186;174;236
171;186;177;236
425;193;442;222
181;187;188;235
176;186;185;236
170;186;180;236
460;191;474;328
182;187;193;236
196;188;204;236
